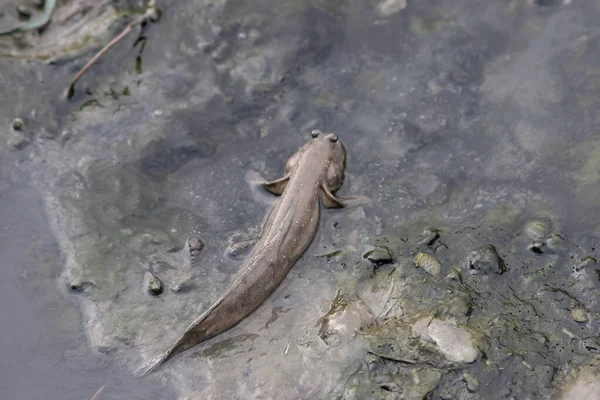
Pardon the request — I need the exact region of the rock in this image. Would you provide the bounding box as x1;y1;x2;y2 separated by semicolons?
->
558;364;600;400
317;292;376;345
465;245;506;275
524;220;547;241
411;316;434;342
170;279;196;293
12;118;25;131
571;308;588;323
427;319;479;364
145;271;164;296
67;279;92;293
226;231;258;259
377;0;407;17
226;238;255;258
418;227;440;247
187;236;204;254
412;317;479;364
462;371;480;392
546;234;564;252
449;49;486;85
445;268;463;283
529;240;545;254
414;252;441;276
364;247;393;267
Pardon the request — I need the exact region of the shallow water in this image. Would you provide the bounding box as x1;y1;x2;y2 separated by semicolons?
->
1;0;600;399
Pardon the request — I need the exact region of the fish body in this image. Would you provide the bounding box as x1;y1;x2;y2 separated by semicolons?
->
138;130;356;375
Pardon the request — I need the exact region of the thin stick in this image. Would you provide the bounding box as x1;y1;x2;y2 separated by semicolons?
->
367;350;417;364
90;385;105;400
66;0;159;99
67;19;141;99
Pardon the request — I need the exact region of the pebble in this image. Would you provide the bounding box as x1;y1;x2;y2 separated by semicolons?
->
571;308;588;323
427;319;479;363
462;372;480;392
414;252;441;276
145;271;164;296
364;247;393;267
465;245;506;275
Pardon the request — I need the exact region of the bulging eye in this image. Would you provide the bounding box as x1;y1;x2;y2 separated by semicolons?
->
326;133;338;143
311;130;321;138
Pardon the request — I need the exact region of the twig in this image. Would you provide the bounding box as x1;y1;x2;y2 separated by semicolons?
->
66;1;159;99
367;350;417;364
90;385;105;400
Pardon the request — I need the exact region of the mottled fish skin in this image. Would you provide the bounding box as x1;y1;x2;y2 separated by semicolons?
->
137;130;358;376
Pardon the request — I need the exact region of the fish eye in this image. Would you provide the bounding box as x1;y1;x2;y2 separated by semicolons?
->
326;133;338;143
311;130;321;138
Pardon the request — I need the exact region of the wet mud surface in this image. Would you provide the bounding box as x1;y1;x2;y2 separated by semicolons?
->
1;0;600;399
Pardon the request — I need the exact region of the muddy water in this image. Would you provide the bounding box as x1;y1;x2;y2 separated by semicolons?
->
0;176;176;399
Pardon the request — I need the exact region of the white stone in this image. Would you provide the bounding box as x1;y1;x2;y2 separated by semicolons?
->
559;365;600;400
427;319;479;363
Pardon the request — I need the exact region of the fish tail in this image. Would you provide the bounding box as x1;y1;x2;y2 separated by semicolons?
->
134;348;173;377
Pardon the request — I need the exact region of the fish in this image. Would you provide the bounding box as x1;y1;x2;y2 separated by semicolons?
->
137;130;364;376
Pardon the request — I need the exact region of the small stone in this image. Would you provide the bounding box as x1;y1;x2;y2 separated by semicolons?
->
462;372;480;392
187;236;204;257
445;268;462;283
546;234;563;251
450;50;485;85
465;245;506;275
364;247;393;267
171;280;196;293
414;252;441;276
524;221;547;241
67;279;92;293
427;319;479;363
529;240;545;254
439;391;454;400
12;118;25;131
226;238;255;258
377;0;407;17
571;308;588;323
418;227;440;247
533;332;548;344
317;292;375;345
145;271;164;296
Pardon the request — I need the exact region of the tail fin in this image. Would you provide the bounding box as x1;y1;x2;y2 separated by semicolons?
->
134;348;172;377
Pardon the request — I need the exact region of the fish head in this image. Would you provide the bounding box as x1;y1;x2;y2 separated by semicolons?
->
310;129;346;192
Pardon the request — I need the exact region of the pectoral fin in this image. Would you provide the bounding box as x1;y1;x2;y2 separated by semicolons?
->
319;184;370;208
261;175;290;196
